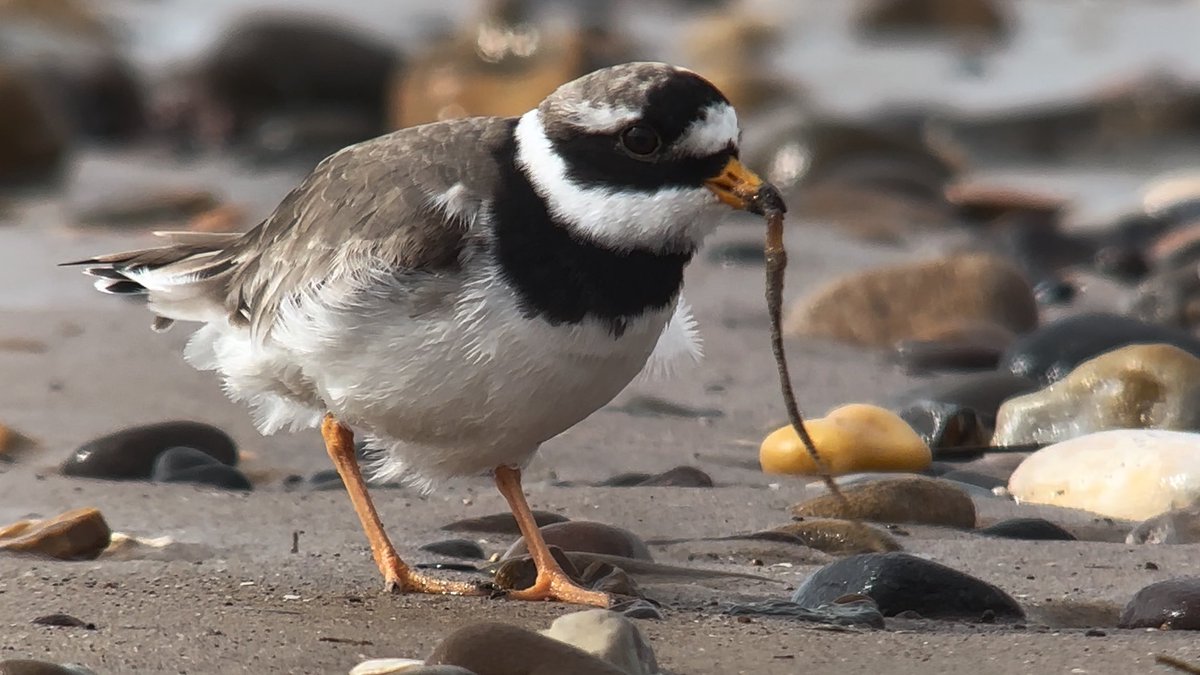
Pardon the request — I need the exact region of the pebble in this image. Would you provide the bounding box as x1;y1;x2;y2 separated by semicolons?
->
0;65;68;185
853;0;1012;42
61;421;237;480
1129;262;1200;330
760;403;931;475
540;610;659;675
1118;578;1200;630
724;595;885;628
792;552;1024;621
784;253;1038;348
0;662;97;675
770;518;903;554
595;466;713;488
502;522;652;562
425;622;629;675
441;511;568;535
1007;429;1200;520
791;476;976;528
978;518;1076;541
890;337;1004;373
1127;504;1200;545
350;659;475;675
156;463;253;491
999;313;1200;385
611;395;723;419
890;371;1039;450
0;507;111;560
0;423;37;461
896;401;985;451
420;539;486;560
993;344;1200;445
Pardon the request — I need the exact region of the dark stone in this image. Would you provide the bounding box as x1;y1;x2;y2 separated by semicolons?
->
1129;263;1200;330
1033;278;1077;306
791;552;1025;621
31;613;93;629
891;340;1002;373
150;446;221;481
1118;578;1200;630
420;538;486;560
597;465;714;488
610;395;723;419
441;511;569;535
307;469;345;490
890;371;1040;438
0;661;95;675
62;421;236;480
502;521;652;561
723;596;885;628
999;313;1200;385
978;518;1076;541
938;469;1007;490
896;401;986;449
157;464;252;491
1093;245;1150;282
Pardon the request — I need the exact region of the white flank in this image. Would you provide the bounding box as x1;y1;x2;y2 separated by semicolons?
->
514;110;724;251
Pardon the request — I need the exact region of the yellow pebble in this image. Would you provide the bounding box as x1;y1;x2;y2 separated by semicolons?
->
760;403;932;475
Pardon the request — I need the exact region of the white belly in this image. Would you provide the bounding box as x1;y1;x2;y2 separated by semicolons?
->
187;273;679;484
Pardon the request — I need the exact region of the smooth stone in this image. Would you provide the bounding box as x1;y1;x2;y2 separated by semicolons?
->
1129;263;1200;330
1033;278;1077;306
540;610;658;675
596;465;713;488
420;539;486;560
1118;578;1200;630
853;0;1012;41
150;446;222;480
896;401;985;450
723;596;885;628
0;422;37;461
0;662;97;675
157;463;252;491
349;659;475;675
441;511;569;535
1127;504;1200;544
760;403;931;475
426;622;628;675
890;338;1002;373
978;518;1076;541
791;476;976;528
792;552;1024;621
502;522;652;562
62;421;237;480
1000;313;1200;385
890;371;1040;431
784;253;1038;348
806;472;1000;500
771;518;903;554
491;547;583;592
993;343;1200;445
1008;429;1200;520
0;507;111;560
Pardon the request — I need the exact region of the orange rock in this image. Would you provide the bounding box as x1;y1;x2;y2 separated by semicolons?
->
761;403;931;475
0;507;112;560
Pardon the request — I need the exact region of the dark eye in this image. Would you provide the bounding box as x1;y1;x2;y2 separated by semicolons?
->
620;124;660;157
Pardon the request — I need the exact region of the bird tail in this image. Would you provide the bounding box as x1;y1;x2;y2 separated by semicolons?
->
60;231;242;331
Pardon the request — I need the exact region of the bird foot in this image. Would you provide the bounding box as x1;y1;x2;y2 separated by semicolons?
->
501;570;613;607
381;557;494;597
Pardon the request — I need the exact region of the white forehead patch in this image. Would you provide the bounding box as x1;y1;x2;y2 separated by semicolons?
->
563;101;641;134
674;102;740;157
514;110;725;252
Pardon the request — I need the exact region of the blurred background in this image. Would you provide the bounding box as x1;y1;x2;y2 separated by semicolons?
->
4;0;1200;319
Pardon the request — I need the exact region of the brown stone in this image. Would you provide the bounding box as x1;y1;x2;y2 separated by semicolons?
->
502;521;652;561
790;476;977;528
0;507;111;560
0;66;67;185
785;253;1039;348
770;518;903;554
426;622;628;675
854;0;1012;41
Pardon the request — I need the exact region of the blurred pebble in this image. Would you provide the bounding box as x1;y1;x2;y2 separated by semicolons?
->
761;403;930;476
791;476;976;528
1118;578;1200;630
1008;429;1200;521
151;446;223;479
724;596;885;627
889;371;1039;448
61;421;236;480
420;539;486;560
425;622;628;675
156;463;252;492
784;254;1038;348
0;423;38;462
611;395;722;419
0;507;110;560
502;521;652;562
72;189;219;228
853;0;1012;43
441;511;568;535
978;518;1076;541
792;552;1024;621
993;344;1200;445
770;518;903;554
1033;278;1077;306
895;402;984;450
595;466;713;488
891;338;1003;372
539;609;658;675
1127;504;1200;545
0;661;97;675
0;65;67;185
1000;313;1200;385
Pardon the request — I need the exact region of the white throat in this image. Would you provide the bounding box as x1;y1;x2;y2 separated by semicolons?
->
513;110;725;252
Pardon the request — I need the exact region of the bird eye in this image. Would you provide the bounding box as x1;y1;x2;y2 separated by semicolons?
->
620;124;660;157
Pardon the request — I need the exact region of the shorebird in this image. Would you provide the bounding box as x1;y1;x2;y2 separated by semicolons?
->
65;61;780;607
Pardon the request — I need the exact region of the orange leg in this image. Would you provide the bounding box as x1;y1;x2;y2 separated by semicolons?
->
492;465;611;607
321;414;487;596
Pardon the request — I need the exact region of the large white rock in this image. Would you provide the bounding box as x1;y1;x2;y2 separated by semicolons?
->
540;609;659;675
1008;429;1200;520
